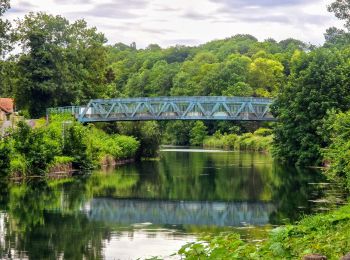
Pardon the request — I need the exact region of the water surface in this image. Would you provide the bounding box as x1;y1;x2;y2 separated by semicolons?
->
0;149;343;259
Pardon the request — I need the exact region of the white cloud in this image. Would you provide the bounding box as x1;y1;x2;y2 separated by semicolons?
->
4;0;344;48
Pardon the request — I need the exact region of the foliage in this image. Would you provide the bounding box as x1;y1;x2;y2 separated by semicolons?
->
328;0;350;30
203;128;273;152
179;203;350;259
0;138;10;169
0;115;140;177
248;58;285;97
15;12;108;117
161;121;194;145
115;121;161;159
0;0;12;57
272;48;350;165
190;121;208;146
323;110;350;190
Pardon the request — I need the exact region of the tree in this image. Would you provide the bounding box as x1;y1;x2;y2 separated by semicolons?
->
0;0;15;98
324;26;350;47
323;110;350;190
190;121;208;146
222;82;253;97
15;12;108;117
273;48;350;165
328;0;350;30
0;0;11;57
248;58;284;97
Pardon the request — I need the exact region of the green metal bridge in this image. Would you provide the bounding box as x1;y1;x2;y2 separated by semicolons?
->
47;96;275;122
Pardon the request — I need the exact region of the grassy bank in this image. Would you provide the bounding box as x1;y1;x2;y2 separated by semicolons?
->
0;115;140;177
178;202;350;259
203;128;273;152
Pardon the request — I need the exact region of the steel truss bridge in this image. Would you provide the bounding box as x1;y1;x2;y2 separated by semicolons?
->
47;96;275;123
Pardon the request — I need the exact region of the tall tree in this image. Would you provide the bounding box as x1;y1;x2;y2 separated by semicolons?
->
273;48;350;165
328;0;350;30
248;58;285;97
15;12;108;117
0;0;11;57
0;0;15;97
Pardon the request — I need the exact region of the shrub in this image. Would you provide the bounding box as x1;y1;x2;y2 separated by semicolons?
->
0;115;140;176
203;128;273;152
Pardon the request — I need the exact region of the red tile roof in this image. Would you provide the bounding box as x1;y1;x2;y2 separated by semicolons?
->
0;98;14;113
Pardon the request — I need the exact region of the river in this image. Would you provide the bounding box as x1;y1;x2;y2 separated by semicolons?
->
0;149;344;259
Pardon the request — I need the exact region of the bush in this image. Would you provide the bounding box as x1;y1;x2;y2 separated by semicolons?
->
323;110;350;190
0;139;11;170
0;115;140;177
203;128;273;152
190;121;208;146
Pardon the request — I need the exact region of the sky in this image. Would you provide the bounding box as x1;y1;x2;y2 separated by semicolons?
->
4;0;345;49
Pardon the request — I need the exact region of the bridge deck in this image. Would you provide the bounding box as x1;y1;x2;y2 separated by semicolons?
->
47;96;275;122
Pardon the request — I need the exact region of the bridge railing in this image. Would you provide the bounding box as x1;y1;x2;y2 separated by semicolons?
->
46;106;82;117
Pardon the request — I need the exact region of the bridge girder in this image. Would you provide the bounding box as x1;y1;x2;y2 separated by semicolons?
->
74;96;275;123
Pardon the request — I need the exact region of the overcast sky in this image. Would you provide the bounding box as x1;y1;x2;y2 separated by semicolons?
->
4;0;344;48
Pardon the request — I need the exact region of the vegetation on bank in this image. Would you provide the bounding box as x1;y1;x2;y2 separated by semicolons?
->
0;115;140;177
203;128;273;152
178;203;350;259
323;110;350;191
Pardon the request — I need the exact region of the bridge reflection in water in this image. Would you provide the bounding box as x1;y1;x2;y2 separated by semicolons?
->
84;198;276;227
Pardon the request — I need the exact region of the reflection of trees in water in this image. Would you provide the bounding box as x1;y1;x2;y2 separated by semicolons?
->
268;164;327;224
0;180;110;260
94;151;331;225
0;151;333;258
124;151;276;202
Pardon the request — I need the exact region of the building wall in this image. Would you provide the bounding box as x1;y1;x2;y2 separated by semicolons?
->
0;110;6;121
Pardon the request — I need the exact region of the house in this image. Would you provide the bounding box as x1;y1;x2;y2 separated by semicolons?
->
0;98;14;121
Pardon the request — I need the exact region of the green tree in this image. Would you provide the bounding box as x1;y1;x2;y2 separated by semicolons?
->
0;0;11;57
222;82;253;97
162;121;194;145
328;0;350;30
273;48;350;165
15;12;107;117
323;110;350;190
190;121;208;146
248;57;284;97
0;0;15;97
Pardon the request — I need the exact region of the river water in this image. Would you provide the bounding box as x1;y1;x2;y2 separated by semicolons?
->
0;149;344;259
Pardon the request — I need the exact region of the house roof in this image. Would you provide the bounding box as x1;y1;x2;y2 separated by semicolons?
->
0;98;14;113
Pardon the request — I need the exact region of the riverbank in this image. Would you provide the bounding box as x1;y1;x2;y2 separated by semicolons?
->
178;201;350;259
0;115;140;178
203;128;273;153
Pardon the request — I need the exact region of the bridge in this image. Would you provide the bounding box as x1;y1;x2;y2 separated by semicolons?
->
47;96;275;123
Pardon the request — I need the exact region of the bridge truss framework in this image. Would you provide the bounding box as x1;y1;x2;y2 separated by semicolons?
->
48;96;275;122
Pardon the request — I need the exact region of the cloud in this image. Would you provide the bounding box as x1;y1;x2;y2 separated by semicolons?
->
8;1;36;13
3;0;342;48
53;0;92;4
70;1;149;19
210;0;320;9
154;6;180;12
182;11;214;20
